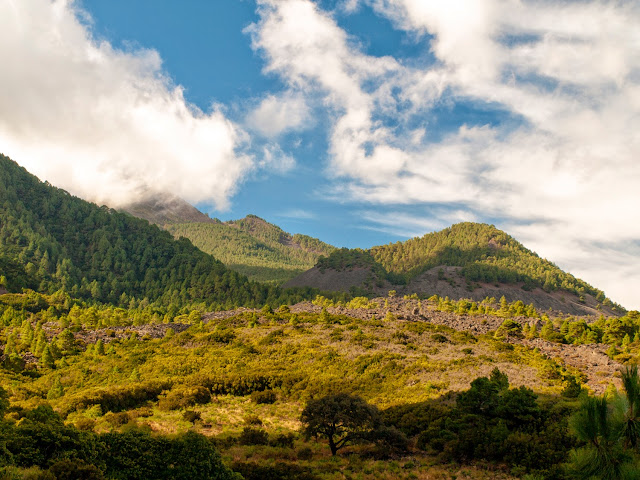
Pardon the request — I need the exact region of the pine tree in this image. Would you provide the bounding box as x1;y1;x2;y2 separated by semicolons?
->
20;320;34;344
34;331;47;357
498;296;509;316
541;320;555;341
4;332;17;356
95;339;105;355
47;376;64;399
41;345;55;368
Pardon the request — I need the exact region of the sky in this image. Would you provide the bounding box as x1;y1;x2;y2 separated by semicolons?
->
0;0;639;309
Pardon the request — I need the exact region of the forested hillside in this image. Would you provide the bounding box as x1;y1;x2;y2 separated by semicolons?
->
309;223;621;311
0;154;316;309
166;215;335;284
370;223;603;297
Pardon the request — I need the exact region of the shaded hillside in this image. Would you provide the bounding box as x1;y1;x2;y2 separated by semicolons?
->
0;154;314;308
120;194;216;225
165;215;335;284
286;223;623;315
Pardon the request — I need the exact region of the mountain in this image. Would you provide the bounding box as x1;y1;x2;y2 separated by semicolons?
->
119;194;335;285
285;222;623;316
0;154;313;308
165;215;336;284
120;194;216;225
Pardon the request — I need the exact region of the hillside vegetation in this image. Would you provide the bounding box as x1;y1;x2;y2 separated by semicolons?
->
312;223;622;312
0;154;319;310
2;288;640;478
166;216;335;285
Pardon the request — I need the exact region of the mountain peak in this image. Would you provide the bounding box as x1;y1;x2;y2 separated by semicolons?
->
120;194;216;226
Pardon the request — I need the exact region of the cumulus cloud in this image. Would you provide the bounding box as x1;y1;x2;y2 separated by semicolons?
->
0;0;252;208
247;93;312;137
250;0;640;308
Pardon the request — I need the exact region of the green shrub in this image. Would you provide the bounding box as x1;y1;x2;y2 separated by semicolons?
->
104;411;130;427
48;459;104;480
251;390;277;404
296;447;313;460
270;432;296;448
231;461;319;480
158;385;211;411
183;410;201;424
238;427;269;446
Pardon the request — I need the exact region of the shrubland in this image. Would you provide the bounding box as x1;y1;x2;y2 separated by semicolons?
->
2;287;639;478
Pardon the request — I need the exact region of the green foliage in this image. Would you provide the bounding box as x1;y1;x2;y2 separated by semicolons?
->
165;216;334;285
158;385;211;411
101;430;240;480
238;427;269;446
182;410;201;424
0;154;318;309
0;387;8;418
318;222;616;304
568;366;640;479
301;393;381;455
231;461;319;480
414;370;574;477
250;390;277;404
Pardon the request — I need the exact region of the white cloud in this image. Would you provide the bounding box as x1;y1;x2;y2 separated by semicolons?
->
278;208;316;220
359;209;477;238
258;144;296;173
247;93;311;137
250;0;640;308
0;0;253;209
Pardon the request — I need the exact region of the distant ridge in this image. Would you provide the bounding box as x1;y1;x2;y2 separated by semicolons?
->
165;215;336;285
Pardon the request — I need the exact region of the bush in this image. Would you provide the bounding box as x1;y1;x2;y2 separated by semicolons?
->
231;461;319;480
244;415;263;426
48;459;104;480
431;333;449;343
183;410;201;424
270;432;296;448
104;411;130;427
238;427;269;446
251;390;276;404
296;447;313;460
74;418;96;431
158;385;211;411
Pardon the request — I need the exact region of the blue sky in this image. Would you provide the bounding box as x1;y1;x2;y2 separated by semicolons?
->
78;0;429;248
0;0;639;309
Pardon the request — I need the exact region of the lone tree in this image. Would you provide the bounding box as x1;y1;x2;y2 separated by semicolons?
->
300;393;380;455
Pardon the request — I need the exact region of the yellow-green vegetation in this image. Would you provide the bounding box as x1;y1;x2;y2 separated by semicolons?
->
166;215;335;284
2;289;613;479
